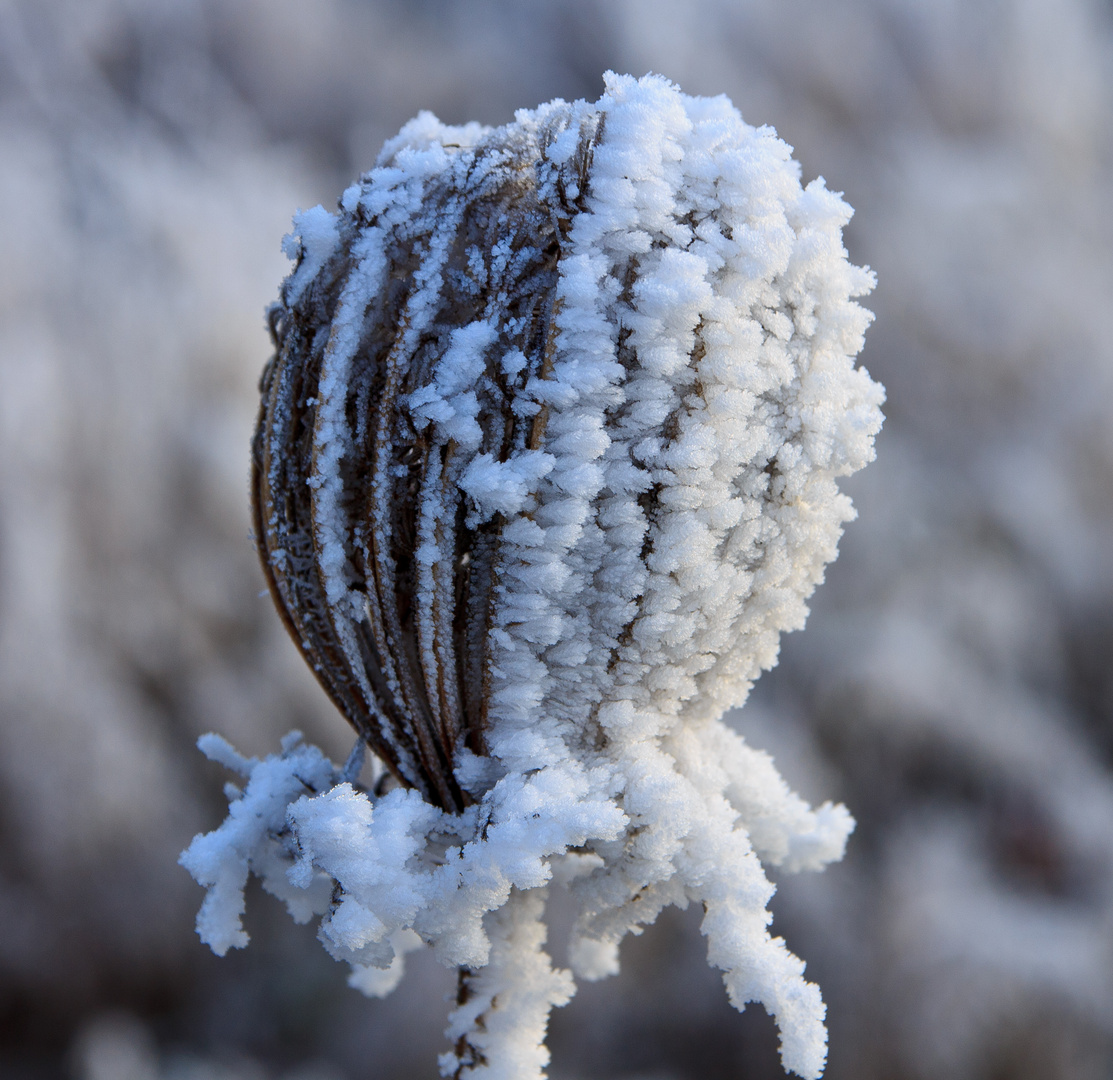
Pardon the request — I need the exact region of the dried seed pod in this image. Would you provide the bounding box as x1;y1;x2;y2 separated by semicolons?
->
253;110;594;810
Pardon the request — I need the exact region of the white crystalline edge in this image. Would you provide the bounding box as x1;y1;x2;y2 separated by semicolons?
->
282;206;341;306
184;74;882;1080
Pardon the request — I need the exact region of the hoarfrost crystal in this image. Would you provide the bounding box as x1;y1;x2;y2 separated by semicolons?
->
181;73;883;1079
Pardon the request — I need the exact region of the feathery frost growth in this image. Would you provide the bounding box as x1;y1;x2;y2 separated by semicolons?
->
181;73;882;1079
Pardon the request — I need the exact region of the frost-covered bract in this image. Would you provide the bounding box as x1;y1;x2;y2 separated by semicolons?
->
183;72;883;1080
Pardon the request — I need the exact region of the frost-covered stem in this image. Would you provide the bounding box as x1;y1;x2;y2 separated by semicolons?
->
441;889;574;1080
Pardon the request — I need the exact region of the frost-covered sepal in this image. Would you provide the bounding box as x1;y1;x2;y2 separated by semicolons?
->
178;733;337;955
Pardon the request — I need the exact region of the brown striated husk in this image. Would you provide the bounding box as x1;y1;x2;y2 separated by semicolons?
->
252;115;596;811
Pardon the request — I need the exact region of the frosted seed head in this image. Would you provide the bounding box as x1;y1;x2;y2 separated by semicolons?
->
178;73;887;1080
253;73;882;826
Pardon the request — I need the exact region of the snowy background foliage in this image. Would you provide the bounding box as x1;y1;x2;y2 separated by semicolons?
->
1;2;1112;1079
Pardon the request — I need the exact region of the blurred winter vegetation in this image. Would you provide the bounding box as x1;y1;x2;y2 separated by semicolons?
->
0;1;1111;1078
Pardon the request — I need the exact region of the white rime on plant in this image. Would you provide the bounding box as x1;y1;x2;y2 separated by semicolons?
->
181;73;883;1079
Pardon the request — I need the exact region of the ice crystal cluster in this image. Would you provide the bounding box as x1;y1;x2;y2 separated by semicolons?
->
181;73;882;1079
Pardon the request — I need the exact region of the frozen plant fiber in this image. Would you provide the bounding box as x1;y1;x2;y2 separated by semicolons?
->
181;72;882;1079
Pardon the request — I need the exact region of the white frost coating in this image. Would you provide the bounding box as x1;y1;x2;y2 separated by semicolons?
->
460;451;556;525
179;734;337;956
408;320;497;452
439;890;575;1080
185;74;882;1079
282;206;340;305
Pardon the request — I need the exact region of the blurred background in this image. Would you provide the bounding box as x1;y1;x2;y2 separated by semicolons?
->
2;0;1112;1077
